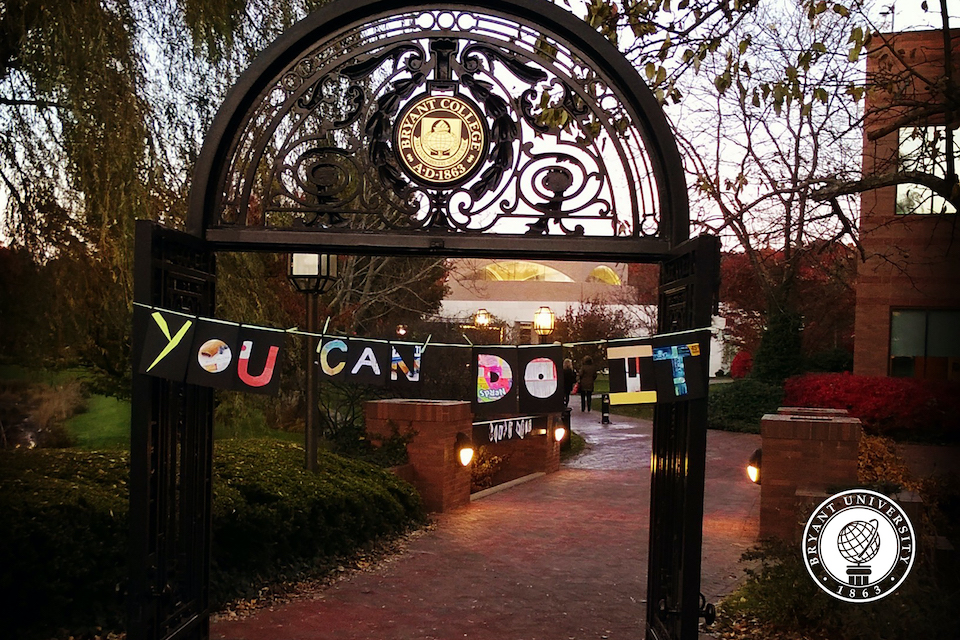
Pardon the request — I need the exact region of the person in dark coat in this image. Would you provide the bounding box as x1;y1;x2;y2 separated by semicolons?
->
578;355;598;412
562;358;576;407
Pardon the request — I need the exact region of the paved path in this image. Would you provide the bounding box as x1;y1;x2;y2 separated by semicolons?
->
212;410;760;640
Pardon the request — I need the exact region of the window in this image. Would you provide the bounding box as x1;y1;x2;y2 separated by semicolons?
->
586;265;622;285
477;261;574;282
895;126;959;215
890;309;960;380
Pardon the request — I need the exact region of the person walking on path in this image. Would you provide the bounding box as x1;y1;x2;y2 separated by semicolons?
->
562;358;576;407
578;356;598;412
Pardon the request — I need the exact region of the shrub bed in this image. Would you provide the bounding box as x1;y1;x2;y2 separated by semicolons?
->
715;540;959;640
783;373;960;441
0;440;424;640
707;378;784;433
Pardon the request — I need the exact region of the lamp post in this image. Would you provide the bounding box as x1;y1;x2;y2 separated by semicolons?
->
288;253;338;472
474;308;491;328
532;306;555;340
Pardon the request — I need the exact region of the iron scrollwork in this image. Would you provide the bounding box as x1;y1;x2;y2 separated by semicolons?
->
213;9;665;240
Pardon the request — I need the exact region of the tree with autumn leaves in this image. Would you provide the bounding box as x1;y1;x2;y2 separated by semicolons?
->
720;246;856;378
583;0;956;379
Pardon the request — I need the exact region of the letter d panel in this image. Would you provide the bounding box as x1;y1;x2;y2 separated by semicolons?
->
472;347;519;417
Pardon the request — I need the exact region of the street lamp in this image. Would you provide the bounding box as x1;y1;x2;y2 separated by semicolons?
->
532;306;555;337
288;253;338;472
288;253;338;294
475;308;491;328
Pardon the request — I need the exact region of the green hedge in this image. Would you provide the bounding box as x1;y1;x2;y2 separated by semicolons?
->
0;440;424;640
707;378;784;433
0;450;129;639
210;440;424;602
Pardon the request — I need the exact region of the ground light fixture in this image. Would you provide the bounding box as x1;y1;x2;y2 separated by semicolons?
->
553;426;566;442
532;306;555;336
456;432;475;467
747;448;762;484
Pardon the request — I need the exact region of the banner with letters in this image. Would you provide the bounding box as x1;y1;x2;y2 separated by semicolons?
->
137;308;285;395
471;345;563;417
471;346;520;417
136;305;710;405
517;345;563;414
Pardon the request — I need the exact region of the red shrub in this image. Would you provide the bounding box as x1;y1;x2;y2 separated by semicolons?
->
783;373;960;439
730;351;753;379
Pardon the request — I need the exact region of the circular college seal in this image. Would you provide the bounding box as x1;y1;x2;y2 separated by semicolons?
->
802;488;916;603
394;94;487;187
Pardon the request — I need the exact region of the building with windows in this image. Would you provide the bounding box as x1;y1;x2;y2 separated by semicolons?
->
854;28;960;380
440;259;643;343
440;258;728;374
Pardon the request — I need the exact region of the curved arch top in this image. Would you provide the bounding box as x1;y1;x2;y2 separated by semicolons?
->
188;0;689;259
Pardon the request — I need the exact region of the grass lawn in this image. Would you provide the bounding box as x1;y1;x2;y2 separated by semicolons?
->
0;364;90;385
65;394;131;449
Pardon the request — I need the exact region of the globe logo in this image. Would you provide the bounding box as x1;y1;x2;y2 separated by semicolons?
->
837;518;880;586
837;519;880;564
424;120;456;158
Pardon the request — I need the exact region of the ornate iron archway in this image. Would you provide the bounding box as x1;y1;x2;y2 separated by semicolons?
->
187;0;689;255
129;2;719;639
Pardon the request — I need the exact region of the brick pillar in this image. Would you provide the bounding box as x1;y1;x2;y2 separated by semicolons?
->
365;399;473;512
759;408;862;541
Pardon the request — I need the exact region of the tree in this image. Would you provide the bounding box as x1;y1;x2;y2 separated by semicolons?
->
719;247;856;359
555;297;636;368
583;0;958;219
811;0;960;212
0;1;333;387
0;1;459;398
326;256;449;339
661;1;861;372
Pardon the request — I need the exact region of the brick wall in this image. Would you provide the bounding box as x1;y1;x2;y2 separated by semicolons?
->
482;413;562;486
365;400;561;512
854;29;960;376
759;409;862;541
365;399;473;512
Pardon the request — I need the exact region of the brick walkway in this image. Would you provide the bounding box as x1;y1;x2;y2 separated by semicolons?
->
211;411;760;640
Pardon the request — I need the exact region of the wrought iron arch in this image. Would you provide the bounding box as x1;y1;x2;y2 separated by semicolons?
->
187;0;690;259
